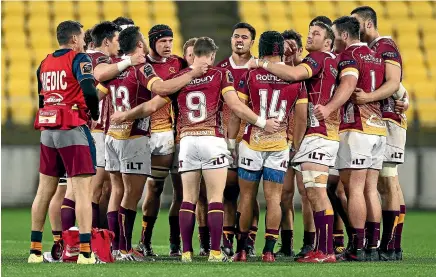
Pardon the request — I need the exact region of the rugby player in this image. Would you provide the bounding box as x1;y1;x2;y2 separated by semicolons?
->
216;22;260;257
314;16;386;261
29;20;100;264
84;28;95;51
134;24;188;257
100;26;207;261
233;31;307;262
351;6;407;261
112;36;280;262
250;23;339;263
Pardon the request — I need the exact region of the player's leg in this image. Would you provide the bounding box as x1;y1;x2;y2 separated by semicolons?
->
169;143;183;256
295;168;316;259
327;172;346;256
98;179;111;229
107;172;123;256
395;178;406;260
61;177;76;231
247;199;259;257
276;166;295;257
197;178;210;256
138;155;171;256
90;132;107;228
222;169;239;257
365;168;382;261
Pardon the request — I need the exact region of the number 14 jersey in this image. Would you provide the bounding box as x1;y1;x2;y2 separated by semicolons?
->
238;66;307;151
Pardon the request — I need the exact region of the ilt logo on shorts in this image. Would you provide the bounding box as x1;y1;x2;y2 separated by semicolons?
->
126;162;144;170
308;152;326;161
352;159;366;165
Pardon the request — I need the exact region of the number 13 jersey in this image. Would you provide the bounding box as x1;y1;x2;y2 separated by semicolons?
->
166;66;235;139
238;65;307;152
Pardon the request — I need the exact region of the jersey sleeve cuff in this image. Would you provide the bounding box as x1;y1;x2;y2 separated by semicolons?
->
340;68;359;79
163;96;171;103
300;63;313;78
221;86;235;96
237;91;249;101
146;76;162;91
96;83;109;94
296;98;308;104
385;60;401;68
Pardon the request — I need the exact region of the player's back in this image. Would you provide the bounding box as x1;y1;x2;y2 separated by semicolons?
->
240;66;305;151
339;43;385;136
170;66;233;138
104;59;152;139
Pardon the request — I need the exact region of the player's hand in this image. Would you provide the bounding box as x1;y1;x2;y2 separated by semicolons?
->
314;104;331;121
130;52;146;66
111;111;127;124
230;148;238;167
264;118;280;133
247;59;259;70
394;99;409;114
189;62;209;78
351;88;372;105
284;40;298;59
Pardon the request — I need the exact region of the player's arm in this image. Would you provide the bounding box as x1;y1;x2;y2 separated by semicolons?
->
95;83;110;101
36;65;44;108
111;95;170;124
253;59;309;82
150;63;208;96
93;53;145;82
292;85;308;151
227;98;247;140
73;53;99;120
353;63;401;104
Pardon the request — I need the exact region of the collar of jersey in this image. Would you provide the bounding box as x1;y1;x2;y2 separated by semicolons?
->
368;36;392;49
229;55;253;69
346;42;368;50
147;54;167;63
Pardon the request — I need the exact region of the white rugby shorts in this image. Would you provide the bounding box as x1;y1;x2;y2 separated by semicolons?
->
149;131;175;156
383;121;406;164
238;142;289;172
292;136;339;167
91;132;106;168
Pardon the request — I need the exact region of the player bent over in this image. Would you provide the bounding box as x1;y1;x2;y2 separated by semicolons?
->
234;31;307;263
29;21;100;264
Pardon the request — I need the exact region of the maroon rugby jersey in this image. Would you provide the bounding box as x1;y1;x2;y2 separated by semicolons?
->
369;36;406;129
338;43;386;136
300;51;340;141
97;59;161;139
165;67;235;139
238;65;307;151
87;50;112;132
147;54;187;133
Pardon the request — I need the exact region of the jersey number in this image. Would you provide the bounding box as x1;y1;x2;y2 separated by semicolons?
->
370;70;376;92
110;85;131;112
186;91;207;123
259;89;287;121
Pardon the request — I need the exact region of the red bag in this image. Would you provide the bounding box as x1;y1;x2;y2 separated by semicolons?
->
91;228;115;263
61;228;80;263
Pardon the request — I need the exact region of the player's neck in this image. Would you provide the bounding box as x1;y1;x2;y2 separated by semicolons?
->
231;52;252;66
149;50;165;62
262;55;281;63
94;46;109;56
59;44;77;52
366;30;381;45
346;39;363;49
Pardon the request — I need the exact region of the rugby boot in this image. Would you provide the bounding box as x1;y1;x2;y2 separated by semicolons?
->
294;244;314;261
136;242;158;257
28;254;43;264
181;251;193;263
395;248;403;261
379;249;396;261
169;243;182;257
232;250;247;262
261;251;275;262
365;248;379;261
208;250;232;262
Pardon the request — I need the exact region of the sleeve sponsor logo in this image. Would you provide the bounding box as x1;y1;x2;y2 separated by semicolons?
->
143;63;155;78
226;70;234;83
80;62;93;74
338;59;356;69
303;56;318;68
96;55;111;65
381;51;399;59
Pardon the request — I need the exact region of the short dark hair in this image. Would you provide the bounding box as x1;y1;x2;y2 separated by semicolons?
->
310;16;333;27
333;16;361;40
56;20;83;45
312;22;335;50
259;31;284;58
281;29;302;49
232;22;256;40
193;37;218;57
119;26;142;54
351;6;378;29
112;16;135;26
91;21;121;47
84;28;93;50
183;37;198;56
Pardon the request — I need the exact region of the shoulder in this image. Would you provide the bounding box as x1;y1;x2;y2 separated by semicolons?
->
73;52;92;63
216;58;230;68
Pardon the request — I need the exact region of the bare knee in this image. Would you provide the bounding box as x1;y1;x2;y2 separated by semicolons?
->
149;180;164;196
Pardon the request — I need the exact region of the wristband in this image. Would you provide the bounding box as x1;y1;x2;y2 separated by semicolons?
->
117;56;132;72
255;59;259;68
262;60;269;69
227;139;236;150
254;116;266;129
403;97;409;105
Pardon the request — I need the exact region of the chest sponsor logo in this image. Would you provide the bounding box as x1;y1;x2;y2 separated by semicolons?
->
189;75;214;85
366;114;386;128
44;93;64;104
255;73;284;82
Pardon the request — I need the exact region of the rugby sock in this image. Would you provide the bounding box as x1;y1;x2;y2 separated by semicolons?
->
92;202;99;229
345;226;354;248
303;231;315;247
380;210;397;250
388;211;400;250
353;228;365;249
198;226;210;247
280;229;294;253
236;232;249;253
314;210;334;254
365;221;380;249
30;231;43;255
107;211;119;250
333;229;344;248
52;230;62;243
222;226;235;249
118;207;137;252
207;202;224;252
141;216;157;245
263;229;279;253
248;226;258;247
169;216;180;246
79;233;92;258
395;205;406;250
179;202;196;253
61;198;76;231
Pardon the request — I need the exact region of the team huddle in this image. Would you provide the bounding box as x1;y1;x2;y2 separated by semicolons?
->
28;5;409;264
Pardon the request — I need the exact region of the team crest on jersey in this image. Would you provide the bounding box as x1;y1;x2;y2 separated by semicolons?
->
80;62;93;74
329;65;338;78
221;62;228;67
226;71;234;83
169;67;176;74
303;56;318;68
238;79;245;89
96;56;111;65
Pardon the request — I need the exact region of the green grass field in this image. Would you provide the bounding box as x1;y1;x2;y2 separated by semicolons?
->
2;209;436;277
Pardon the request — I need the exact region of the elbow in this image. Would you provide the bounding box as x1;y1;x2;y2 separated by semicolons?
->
94;71;108;83
152;84;168;96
